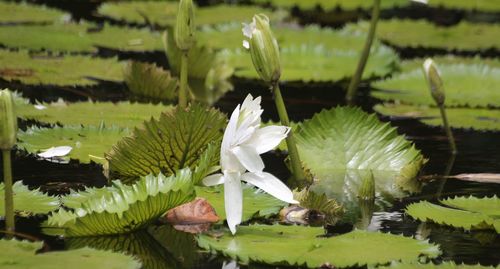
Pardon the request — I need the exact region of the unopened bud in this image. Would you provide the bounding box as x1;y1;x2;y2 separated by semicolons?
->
175;0;195;51
243;14;281;84
0;89;17;150
358;172;375;201
423;58;445;105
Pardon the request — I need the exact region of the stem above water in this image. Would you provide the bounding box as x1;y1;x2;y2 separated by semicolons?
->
2;149;14;236
345;0;381;105
179;51;189;108
438;105;457;154
271;83;307;185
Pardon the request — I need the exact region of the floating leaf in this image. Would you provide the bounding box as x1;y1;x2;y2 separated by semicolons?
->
374;103;500;131
66;230;180;269
250;0;409;10
0;239;141;269
17;125;130;164
16;98;171;128
386;261;499;268
197;224;441;268
44;169;195;237
293;188;343;225
0;181;59;217
424;0;500;12
295;107;424;209
0;23;162;53
198;25;399;82
0;2;68;24
0;49;123;86
106;103;225;184
195;185;287;222
98;2;279;28
348;20;500;51
124;61;178;101
406;198;500;233
372;57;500;107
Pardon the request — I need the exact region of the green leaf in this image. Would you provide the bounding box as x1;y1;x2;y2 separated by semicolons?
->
98;2;280;28
293;188;343;225
195;185;287;222
0;239;141;269
17;125;130;164
106;103;225;184
372;57;500;107
0;181;60;217
0;23;162;53
386;261;499;269
66;230;181;269
15;98;172;128
197;24;399;82
374;103;500;131
197;224;441;268
0;2;68;24
44;169;195;237
441;196;500;217
348;20;500;51
424;0;500;12
0;49;123;86
295;107;424;207
250;0;409;10
124;61;178;101
406;199;500;233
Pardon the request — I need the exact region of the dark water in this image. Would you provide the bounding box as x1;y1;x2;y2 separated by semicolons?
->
1;1;500;268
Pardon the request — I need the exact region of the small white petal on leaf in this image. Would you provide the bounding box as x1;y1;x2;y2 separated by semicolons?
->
37;146;72;158
231;145;265;173
242;172;298;204
34;104;47;110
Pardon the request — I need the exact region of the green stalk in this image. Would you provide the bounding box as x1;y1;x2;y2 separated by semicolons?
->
2;149;14;235
438;105;457;154
179;51;189;108
345;0;381;105
271;83;306;183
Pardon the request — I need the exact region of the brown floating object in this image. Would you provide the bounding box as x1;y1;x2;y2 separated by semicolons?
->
165;197;220;225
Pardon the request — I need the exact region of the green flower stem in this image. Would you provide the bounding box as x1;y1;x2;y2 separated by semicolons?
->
345;0;381;105
179;51;189;108
2;149;14;235
271;83;307;183
438;105;457;154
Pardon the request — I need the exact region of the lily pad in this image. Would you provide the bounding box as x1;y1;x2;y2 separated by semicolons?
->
197;25;399;82
17;125;130;164
98;2;279;28
195;185;287;222
0;49;123;86
250;0;408;10
44;169;195;237
0;239;141;269
295;107;424;208
124;61;178;101
372;57;500;108
386;261;499;268
16;98;171;128
0;181;60;217
197;224;441;268
406;197;500;233
0;23;162;53
374;103;500;131
0;2;68;24
347;20;500;51
106;103;225;184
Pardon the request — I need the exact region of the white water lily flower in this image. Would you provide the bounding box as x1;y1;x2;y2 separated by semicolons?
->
203;94;298;234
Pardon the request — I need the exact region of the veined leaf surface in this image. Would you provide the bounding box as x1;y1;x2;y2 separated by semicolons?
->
0;2;68;24
124;61;178;101
0;181;60;217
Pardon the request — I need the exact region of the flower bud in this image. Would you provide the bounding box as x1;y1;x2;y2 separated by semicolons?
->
358;172;375;201
0;89;17;150
243;14;281;83
175;0;195;51
423;58;445;105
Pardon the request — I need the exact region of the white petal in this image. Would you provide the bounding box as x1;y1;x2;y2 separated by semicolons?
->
242;172;298;204
34;104;47;110
37;146;72;158
241;94;261;112
221;151;246;173
231;145;264;173
222;261;239;269
224;172;243;235
222;105;240;153
242;40;250;49
241;22;255;39
246;125;290;154
202;173;225;186
410;0;427;4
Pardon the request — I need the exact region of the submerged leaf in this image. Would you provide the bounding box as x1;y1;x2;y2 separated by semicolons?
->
18;125;130;164
0;239;141;269
124;61;178;101
295;107;424;210
197;224;441;268
44;169;195;237
106;103;225;184
0;181;60;217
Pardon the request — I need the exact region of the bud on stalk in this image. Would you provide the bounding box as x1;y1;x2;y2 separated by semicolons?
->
175;0;195;51
423;58;445;106
0;89;17;150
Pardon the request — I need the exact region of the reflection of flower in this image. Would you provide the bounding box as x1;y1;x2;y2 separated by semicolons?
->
203;94;298;234
222;261;239;269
